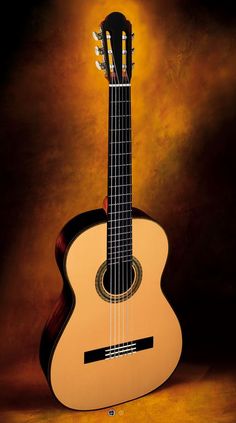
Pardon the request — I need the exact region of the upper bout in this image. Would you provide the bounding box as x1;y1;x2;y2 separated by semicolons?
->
133;208;169;257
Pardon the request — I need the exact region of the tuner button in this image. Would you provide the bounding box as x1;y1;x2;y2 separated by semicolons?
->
95;60;106;71
132;48;135;54
132;62;135;68
92;31;102;41
95;46;104;56
132;33;135;39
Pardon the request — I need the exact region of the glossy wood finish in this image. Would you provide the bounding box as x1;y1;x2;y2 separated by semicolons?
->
39;207;153;380
40;210;182;410
39;208;107;377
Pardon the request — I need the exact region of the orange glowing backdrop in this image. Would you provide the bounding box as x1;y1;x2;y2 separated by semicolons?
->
0;0;236;393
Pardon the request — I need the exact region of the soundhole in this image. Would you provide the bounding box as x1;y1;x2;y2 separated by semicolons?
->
95;257;142;303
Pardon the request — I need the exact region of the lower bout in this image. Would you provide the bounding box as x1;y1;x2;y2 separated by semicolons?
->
50;325;182;410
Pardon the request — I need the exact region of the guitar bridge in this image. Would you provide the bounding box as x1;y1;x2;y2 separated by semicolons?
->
84;336;153;364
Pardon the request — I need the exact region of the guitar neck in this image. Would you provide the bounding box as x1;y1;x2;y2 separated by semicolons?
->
107;83;132;272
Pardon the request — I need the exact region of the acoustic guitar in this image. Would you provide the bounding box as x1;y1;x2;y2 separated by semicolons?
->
40;11;182;410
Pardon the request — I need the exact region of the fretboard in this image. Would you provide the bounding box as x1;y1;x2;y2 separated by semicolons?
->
107;84;132;292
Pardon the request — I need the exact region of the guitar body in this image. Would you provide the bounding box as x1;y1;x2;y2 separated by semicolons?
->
40;208;182;410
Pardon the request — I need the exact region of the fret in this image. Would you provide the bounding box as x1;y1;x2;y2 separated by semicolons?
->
110;128;131;132
108;254;132;262
109;165;131;168
109;210;131;215
108;230;131;237
110;114;131;117
109;174;131;178
109;163;131;168
109;205;131;207
108;250;132;256
108;217;131;222
107;258;132;266
110;140;131;144
109;152;131;157
109;205;131;210
108;224;132;230
108;257;132;264
109;209;132;215
108;242;132;250
108;237;132;244
109;183;131;188
108;193;131;198
111;100;130;103
108;248;132;255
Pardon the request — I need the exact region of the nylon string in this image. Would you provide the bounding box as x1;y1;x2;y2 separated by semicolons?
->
108;41;132;359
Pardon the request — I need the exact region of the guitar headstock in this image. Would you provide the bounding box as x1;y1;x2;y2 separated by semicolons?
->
93;12;134;84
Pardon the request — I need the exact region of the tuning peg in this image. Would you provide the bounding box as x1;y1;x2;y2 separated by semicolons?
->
132;33;135;39
132;62;135;68
95;60;106;71
132;48;135;54
92;31;102;41
95;46;104;56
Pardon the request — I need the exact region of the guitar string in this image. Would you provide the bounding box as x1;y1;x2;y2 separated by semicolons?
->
124;58;132;356
117;71;121;356
114;68;118;358
118;39;129;354
118;75;125;354
109;54;113;359
124;66;128;353
120;74;124;356
119;47;130;355
120;54;128;355
110;43;118;358
112;48;128;357
122;62;125;353
109;37;131;358
111;52;119;357
113;45;131;357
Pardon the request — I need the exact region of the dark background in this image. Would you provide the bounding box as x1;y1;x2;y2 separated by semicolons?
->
0;0;236;390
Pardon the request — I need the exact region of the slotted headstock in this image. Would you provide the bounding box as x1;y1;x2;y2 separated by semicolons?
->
93;12;134;83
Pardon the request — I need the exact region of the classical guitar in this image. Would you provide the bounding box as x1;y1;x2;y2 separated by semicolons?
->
40;12;182;410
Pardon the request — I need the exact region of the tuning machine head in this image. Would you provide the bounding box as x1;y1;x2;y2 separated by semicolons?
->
95;46;104;56
92;31;103;41
95;60;106;71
